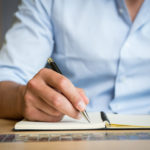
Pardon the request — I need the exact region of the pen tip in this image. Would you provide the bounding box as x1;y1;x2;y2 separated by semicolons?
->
48;58;54;63
87;118;91;123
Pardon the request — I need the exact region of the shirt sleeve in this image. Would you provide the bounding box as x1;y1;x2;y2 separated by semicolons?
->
0;0;54;84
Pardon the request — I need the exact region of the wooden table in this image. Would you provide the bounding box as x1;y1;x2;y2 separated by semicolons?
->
0;119;150;150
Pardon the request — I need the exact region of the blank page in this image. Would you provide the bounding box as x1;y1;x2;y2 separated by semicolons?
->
107;114;150;127
14;112;105;130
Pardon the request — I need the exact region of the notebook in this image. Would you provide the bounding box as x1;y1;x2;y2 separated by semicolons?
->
14;112;150;130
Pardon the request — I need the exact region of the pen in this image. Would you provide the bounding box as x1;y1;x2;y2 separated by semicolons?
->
48;58;91;123
101;111;110;125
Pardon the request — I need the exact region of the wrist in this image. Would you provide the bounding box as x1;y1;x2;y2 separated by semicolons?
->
17;84;26;119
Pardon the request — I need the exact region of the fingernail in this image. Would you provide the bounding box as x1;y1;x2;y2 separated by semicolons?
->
76;101;86;111
85;96;89;104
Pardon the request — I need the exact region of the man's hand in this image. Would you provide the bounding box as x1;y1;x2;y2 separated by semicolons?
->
23;68;89;122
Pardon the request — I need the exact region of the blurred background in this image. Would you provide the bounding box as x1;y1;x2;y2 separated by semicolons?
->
0;0;19;48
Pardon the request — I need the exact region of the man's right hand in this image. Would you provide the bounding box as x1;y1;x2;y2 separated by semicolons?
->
22;68;89;122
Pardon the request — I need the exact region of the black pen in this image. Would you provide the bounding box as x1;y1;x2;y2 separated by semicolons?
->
101;111;110;125
48;58;91;123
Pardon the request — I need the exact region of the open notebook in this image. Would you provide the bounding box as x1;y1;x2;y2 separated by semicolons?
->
14;112;150;130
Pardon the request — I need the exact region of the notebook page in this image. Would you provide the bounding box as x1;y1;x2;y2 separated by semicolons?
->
107;114;150;127
15;112;105;130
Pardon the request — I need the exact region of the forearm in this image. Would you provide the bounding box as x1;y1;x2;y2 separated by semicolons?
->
0;81;25;120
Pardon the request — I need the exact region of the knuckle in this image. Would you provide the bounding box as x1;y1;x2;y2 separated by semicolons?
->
78;88;85;94
27;79;37;89
52;95;61;107
58;76;68;89
38;68;47;75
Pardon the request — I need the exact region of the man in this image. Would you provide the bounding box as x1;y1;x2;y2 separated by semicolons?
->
0;0;149;122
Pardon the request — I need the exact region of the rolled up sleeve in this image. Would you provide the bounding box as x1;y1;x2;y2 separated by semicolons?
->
0;0;54;84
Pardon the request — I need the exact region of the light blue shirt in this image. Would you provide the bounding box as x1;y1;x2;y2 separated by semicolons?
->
0;0;150;114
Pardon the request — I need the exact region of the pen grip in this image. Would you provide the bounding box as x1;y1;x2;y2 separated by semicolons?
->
50;62;62;74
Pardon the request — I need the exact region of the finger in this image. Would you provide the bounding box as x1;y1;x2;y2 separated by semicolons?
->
24;105;63;122
39;86;81;119
76;88;89;105
24;89;63;119
39;69;86;111
28;79;81;119
33;96;64;117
